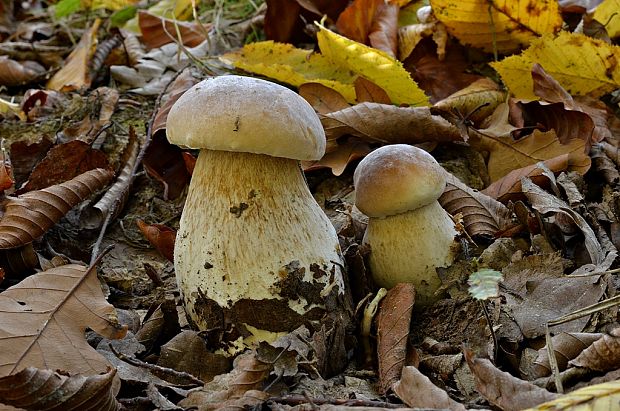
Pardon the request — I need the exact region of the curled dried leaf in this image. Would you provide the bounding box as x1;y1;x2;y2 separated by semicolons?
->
136;219;176;262
570;328;620;372
0;168;113;249
0;367;120;411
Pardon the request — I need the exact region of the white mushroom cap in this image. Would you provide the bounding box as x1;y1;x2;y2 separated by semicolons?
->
353;144;446;218
166;75;326;161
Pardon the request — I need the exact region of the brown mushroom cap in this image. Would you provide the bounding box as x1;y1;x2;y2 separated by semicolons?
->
354;144;446;218
166;75;325;161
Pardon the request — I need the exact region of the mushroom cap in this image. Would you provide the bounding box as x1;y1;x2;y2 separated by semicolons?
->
354;144;446;218
166;75;326;161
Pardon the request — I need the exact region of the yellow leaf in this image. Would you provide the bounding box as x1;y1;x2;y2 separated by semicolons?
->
0;97;25;121
594;0;620;39
523;379;620;410
123;0;193;33
430;0;562;53
433;78;507;124
47;19;100;92
90;0;139;11
316;24;429;106
220;41;357;102
491;32;620;100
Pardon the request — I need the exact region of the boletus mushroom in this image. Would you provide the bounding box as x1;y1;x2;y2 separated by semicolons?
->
353;144;458;306
166;75;345;353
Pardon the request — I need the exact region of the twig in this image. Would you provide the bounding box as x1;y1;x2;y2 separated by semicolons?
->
267;395;406;409
480;300;498;363
108;343;205;386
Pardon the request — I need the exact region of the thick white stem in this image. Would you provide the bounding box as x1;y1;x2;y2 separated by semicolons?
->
364;201;457;306
175;150;344;341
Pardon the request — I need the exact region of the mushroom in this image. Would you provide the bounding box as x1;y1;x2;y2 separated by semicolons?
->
353;144;458;306
166;75;345;353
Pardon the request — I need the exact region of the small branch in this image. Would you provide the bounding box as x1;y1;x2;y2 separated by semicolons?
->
108;343;205;386
267;395;406;409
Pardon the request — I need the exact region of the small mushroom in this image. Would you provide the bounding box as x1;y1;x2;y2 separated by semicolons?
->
353;144;458;306
166;75;345;353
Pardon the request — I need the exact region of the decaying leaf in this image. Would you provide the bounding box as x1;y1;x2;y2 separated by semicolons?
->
322;103;462;143
0;367;120;410
47;19;101;91
0;264;127;380
335;0;383;45
0;56;45;87
138;11;209;49
430;0;562;53
570;327;620;372
152;68;200;136
491;32;620;100
299;82;350;115
354;77;391;104
368;1;399;58
303;137;371;176
0;96;25;120
464;349;558;411
0;168;113;249
393;365;466;411
143;134;190;200
136;219;176;262
0;243;39;281
398;20;448;62
439;171;514;239
377;283;415;394
531;332;604;378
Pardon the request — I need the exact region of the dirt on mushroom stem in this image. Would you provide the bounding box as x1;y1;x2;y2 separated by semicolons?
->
175;149;348;354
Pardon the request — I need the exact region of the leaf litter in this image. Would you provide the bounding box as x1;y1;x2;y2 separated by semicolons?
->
1;0;620;409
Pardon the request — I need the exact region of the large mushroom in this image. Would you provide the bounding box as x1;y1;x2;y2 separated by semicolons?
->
166;75;345;353
353;144;458;306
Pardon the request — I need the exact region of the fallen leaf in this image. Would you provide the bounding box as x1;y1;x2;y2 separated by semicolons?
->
593;0;620;38
570;327;620;371
299;82;350;114
368;1;399;58
317;23;429;106
182;151;196;175
523;379;620;411
491;32;620;100
0;367;120;410
303;137;371;176
0;96;25;120
430;0;562;53
0;263;127;379
134;297;180;353
0;243;39;282
377;283;415;394
136;220;176;262
143;134;190;200
122;0;194;33
439;171;514;239
138;11;208;49
47;19;101;91
354;77;391;104
152;68;200;137
21;140;111;193
464;349;558;411
322;103;462;143
264;0;301;42
0;169;113;249
531;332;603;378
398;21;448;61
0;56;45;86
393;365;466;411
335;0;383;44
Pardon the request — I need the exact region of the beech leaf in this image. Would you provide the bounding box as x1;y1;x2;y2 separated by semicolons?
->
393;365;466;411
531;332;604;378
0;264;127;380
570;327;620;372
0;168;113;249
0;367;121;410
377;283;415;394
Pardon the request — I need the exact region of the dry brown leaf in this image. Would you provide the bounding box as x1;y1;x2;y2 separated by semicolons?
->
143;134;190;200
354;77;391;104
0;244;39;282
0;168;113;249
139;11;209;49
322;102;463;144
368;1;399;58
336;0;383;44
0;264;127;380
152;69;199;137
377;283;415;394
393;365;466;411
0;367;120;410
299;82;350;115
21;140;111;193
0;56;45;87
134;297;180;353
182;151;196;175
136;219;176;262
530;332;604;378
264;0;301;42
464;349;557;411
47;19;100;91
439;172;513;239
303;137;371;176
570;327;620;372
398;21;448;62
433;78;507;126
482;156;570;202
470;128;590;183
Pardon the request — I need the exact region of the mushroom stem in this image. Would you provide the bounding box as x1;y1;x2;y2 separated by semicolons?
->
175;149;344;335
364;201;457;306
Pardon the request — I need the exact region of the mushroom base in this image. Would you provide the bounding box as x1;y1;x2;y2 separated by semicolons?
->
174;150;345;352
364;201;458;306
